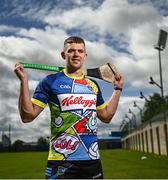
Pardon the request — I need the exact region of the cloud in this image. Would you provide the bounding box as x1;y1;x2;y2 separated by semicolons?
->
43;0;160;35
0;25;19;34
17;26;68;65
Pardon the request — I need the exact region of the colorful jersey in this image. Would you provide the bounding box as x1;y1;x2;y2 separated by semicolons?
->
31;69;106;161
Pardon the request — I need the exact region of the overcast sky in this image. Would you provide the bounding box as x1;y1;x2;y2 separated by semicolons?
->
0;0;168;143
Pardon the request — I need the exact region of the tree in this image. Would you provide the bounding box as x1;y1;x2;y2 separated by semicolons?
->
37;137;48;146
142;93;168;122
12;139;24;146
12;140;24;151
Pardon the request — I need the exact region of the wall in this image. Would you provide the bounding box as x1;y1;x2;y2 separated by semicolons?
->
121;119;168;156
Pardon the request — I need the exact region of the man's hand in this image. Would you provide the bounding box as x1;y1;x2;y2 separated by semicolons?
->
114;74;124;90
14;63;28;82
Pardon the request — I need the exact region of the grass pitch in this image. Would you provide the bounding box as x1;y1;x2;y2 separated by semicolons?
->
0;149;168;179
101;149;168;179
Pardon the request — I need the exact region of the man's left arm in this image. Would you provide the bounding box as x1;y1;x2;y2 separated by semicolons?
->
97;75;124;123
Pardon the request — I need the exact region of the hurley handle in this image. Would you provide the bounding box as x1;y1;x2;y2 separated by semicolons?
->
20;62;64;72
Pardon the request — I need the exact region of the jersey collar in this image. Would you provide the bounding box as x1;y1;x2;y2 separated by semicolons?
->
63;69;85;80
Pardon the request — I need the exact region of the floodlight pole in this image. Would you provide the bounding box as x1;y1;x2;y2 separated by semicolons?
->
120;118;129;132
125;114;133;131
153;29;167;123
154;46;164;100
139;91;149;102
154;29;168;156
128;108;137;128
133;101;142;124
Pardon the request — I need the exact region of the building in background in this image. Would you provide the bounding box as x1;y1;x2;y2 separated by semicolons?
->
1;133;11;147
98;131;122;149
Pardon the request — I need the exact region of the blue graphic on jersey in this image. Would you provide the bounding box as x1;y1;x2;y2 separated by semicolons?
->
72;83;94;94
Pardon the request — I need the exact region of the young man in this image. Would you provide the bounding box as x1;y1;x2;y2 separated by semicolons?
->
14;36;124;179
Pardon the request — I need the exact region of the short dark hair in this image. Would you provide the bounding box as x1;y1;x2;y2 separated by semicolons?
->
64;36;85;47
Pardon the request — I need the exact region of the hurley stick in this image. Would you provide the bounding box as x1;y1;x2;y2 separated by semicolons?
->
20;62;120;83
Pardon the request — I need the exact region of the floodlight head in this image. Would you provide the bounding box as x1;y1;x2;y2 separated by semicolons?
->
133;101;137;107
140;91;144;99
157;29;167;50
155;29;167;51
149;76;154;85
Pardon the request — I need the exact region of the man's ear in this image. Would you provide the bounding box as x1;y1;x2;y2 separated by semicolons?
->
85;53;88;60
61;52;65;59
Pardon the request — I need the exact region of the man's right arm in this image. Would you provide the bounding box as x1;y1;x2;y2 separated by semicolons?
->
14;64;43;123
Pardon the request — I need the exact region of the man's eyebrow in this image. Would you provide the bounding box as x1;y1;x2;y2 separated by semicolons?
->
71;48;84;50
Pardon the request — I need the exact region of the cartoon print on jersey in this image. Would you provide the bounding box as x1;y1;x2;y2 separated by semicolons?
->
74;111;97;134
64;126;94;160
32;72;104;161
74;112;92;134
50;110;81;138
50;110;98;160
87;111;97;133
51;127;90;160
55;116;63;127
51;124;94;160
52;132;80;159
88;142;100;160
72;79;95;94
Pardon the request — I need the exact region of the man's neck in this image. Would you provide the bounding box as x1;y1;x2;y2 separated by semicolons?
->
66;67;83;77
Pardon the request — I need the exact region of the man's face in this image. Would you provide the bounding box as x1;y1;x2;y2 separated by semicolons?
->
62;43;87;70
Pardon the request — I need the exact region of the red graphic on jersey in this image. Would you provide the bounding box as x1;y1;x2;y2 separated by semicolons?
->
75;79;87;85
74;112;93;133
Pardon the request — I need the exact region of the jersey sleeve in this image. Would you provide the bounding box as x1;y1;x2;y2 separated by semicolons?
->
31;75;51;108
88;78;107;110
96;84;107;110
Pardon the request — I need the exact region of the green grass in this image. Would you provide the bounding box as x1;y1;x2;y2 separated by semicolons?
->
0;151;48;179
0;150;168;179
101;149;168;179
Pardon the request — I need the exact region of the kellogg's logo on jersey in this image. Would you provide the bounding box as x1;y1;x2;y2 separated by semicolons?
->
58;94;97;112
62;95;96;107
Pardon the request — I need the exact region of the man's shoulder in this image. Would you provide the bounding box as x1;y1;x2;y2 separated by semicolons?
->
85;77;100;94
40;71;65;86
86;77;99;87
44;71;65;80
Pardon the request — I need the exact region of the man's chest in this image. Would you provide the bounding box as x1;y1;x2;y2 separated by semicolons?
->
49;78;98;112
